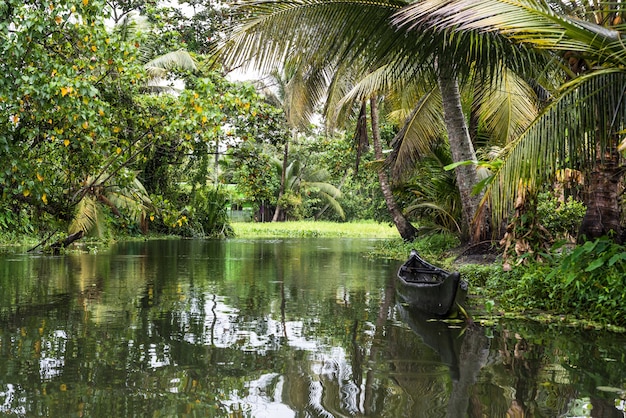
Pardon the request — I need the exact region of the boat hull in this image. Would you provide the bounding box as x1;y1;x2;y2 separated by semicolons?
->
396;250;467;316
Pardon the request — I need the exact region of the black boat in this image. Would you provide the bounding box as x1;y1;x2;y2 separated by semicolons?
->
396;249;467;316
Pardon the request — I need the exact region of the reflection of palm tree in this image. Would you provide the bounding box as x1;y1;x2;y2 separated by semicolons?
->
446;325;490;418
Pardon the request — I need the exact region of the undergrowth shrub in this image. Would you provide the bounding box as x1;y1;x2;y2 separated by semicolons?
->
457;264;499;288
371;233;460;265
536;192;586;239
486;237;626;326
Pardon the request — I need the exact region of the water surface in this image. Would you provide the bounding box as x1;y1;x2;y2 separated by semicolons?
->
0;238;624;417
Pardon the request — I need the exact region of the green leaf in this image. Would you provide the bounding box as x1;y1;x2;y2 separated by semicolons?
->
585;257;606;272
443;160;475;171
608;253;626;266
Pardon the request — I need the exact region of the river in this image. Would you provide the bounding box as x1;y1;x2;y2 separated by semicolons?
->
0;238;624;417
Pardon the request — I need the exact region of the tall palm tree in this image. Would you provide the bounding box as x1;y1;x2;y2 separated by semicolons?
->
256;64;326;222
397;0;626;242
217;0;538;243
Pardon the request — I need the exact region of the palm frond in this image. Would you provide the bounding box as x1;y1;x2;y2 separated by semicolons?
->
145;49;197;78
405;202;462;234
305;181;342;198
69;195;100;235
318;190;346;220
219;0;408;74
387;87;445;176
485;69;626;225
394;0;626;66
474;67;539;146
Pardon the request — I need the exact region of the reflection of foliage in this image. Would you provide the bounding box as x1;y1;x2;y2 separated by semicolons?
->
2;241;624;416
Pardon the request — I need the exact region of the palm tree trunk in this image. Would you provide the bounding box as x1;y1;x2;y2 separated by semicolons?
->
437;70;489;243
578;150;622;242
370;97;418;241
272;129;294;222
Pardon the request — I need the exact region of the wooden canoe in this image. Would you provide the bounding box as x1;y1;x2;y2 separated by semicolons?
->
396;249;467;316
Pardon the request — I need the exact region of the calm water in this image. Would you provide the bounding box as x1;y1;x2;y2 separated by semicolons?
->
0;238;625;417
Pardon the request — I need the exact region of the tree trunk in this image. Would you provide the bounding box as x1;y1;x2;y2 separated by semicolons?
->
578;152;622;242
437;70;489;243
370;97;418;241
272;128;294;222
49;230;84;254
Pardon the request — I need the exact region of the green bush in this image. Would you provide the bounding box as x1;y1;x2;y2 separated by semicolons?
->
277;191;305;220
545;238;626;325
370;233;460;264
457;264;500;288
186;186;234;237
536;192;586;238
481;237;626;326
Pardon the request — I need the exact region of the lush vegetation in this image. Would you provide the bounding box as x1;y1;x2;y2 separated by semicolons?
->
0;0;389;248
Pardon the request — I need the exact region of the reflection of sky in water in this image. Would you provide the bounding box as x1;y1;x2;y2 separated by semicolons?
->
168;294;363;416
0;384;25;415
222;373;296;418
39;330;67;381
166;294;327;352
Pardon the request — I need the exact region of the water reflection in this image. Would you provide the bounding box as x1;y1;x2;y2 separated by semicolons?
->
0;238;624;417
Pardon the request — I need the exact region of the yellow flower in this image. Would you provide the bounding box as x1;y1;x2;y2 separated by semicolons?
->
42;194;48;204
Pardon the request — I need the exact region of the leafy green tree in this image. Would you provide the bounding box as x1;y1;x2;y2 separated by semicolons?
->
0;0;149;234
0;0;287;241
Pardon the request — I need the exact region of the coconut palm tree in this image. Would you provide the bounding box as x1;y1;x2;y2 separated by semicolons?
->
396;0;626;242
255;64;326;222
217;0;539;243
276;159;345;221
